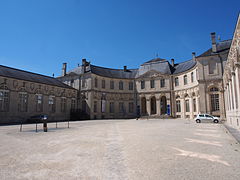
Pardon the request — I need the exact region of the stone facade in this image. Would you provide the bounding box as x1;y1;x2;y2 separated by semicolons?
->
223;14;240;130
0;66;78;124
59;33;231;120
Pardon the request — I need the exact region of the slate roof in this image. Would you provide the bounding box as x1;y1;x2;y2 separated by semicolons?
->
172;60;197;74
0;65;74;89
198;39;232;57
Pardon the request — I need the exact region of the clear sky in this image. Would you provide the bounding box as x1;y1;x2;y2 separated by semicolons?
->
0;0;239;77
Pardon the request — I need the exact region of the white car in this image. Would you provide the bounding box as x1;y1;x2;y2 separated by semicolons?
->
195;114;219;123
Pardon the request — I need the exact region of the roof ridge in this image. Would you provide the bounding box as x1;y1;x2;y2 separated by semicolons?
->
0;64;55;80
91;64;137;71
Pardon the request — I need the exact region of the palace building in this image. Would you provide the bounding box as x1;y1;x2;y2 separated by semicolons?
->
223;15;240;131
0;65;77;124
58;32;231;120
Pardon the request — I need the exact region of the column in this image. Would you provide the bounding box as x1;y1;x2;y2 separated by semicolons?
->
156;98;161;116
196;96;200;114
235;66;240;111
189;96;194;119
229;80;234;110
181;97;186;119
231;72;237;110
220;90;226;119
146;98;151;116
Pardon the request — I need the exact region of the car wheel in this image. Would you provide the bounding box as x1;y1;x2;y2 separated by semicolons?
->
196;119;201;123
214;119;219;123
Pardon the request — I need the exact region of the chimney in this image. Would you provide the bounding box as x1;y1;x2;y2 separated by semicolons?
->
62;63;67;76
211;32;217;53
124;66;127;72
171;59;175;66
82;59;87;73
192;52;196;61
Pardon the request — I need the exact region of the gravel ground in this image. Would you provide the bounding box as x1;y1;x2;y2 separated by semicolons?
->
0;119;240;180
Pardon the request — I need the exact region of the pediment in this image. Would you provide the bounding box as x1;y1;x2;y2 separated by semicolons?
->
138;70;165;79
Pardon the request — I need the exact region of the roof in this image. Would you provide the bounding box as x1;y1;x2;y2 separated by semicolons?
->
172;60;197;74
67;64;138;79
0;65;74;89
198;39;232;57
138;58;172;76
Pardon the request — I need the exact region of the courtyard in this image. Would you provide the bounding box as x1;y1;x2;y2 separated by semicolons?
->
0;119;240;180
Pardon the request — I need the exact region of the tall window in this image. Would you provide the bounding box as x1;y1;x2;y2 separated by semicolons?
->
129;82;133;90
160;79;165;88
82;79;86;88
119;81;123;90
184;75;188;85
94;78;98;88
110;102;114;113
19;92;28;112
210;94;219;111
119;102;124;113
191;72;194;82
94;101;97;113
150;79;155;88
141;80;145;89
209;61;217;74
102;79;105;89
0;90;9;112
193;98;196;112
129;102;134;113
48;96;55;113
110;81;114;89
61;97;67;112
36;94;43;112
175;77;179;86
71;98;76;111
176;100;181;112
185;99;190;112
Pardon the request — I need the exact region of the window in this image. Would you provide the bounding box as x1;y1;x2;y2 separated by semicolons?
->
175;77;179;86
141;80;145;89
0;90;9;112
94;101;97;113
119;81;123;90
210;87;219;92
191;72;194;82
110;81;114;89
185;99;190;112
150;79;155;88
36;94;43;112
61;98;67;112
119;102;124;113
129;102;134;113
94;78;98;88
210;94;219;111
102;80;105;89
19;92;28;112
48;96;55;113
176;100;181;112
82;79;86;87
71;98;76;111
129;82;134;90
193;98;196;112
184;75;188;85
160;79;165;88
209;61;217;74
110;102;114;113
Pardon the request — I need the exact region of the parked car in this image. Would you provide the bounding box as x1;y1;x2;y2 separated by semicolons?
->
195;114;219;123
28;115;48;123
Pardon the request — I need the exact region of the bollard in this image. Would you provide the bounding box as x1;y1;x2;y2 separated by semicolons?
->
43;120;47;132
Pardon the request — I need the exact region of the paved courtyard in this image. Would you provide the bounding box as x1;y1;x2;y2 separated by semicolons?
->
0;119;240;180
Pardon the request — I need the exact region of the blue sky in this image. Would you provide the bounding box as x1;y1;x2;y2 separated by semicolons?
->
0;0;239;77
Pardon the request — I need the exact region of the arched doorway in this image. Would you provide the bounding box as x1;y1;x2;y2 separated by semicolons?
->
150;96;156;114
141;97;147;115
160;96;167;115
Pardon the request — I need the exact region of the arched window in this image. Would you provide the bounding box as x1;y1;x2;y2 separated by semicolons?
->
210;87;219;92
175;77;179;86
184;75;188;85
0;89;9;112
